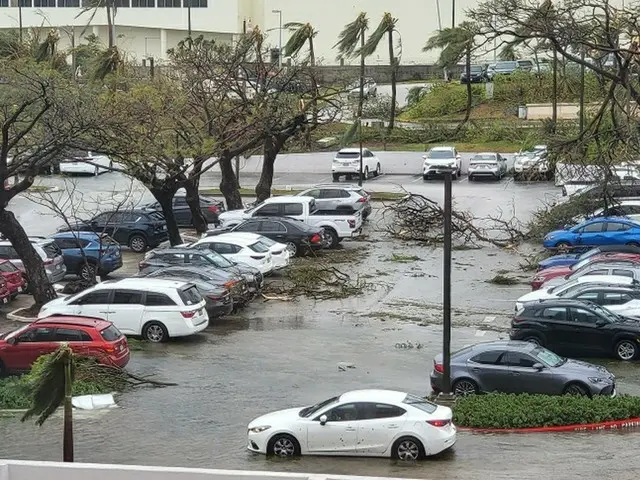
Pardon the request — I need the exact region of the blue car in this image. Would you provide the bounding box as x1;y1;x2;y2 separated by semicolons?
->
538;244;640;270
543;217;640;250
52;231;123;280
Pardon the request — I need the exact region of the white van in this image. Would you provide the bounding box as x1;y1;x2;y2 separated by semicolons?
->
38;278;208;342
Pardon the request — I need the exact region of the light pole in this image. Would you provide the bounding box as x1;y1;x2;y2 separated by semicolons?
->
272;9;282;68
441;167;454;398
187;0;192;39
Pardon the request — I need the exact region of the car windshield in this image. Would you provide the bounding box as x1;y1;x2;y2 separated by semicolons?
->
258;236;276;247
202;251;235;268
336;151;360;159
403;393;437;414
299;396;339;418
550;279;579;294
593;303;623;322
579;248;600;260
471;154;496;162
571;257;593;271
0;324;29;340
531;347;565;367
496;61;517;69
469;66;483;73
249;241;270;253
101;325;122;342
0;261;18;273
427;150;454;159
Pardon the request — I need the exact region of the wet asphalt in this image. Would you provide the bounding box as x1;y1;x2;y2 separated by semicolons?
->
1;173;640;478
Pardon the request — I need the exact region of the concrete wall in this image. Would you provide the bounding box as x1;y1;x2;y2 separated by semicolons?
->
0;460;419;480
524;102;638;120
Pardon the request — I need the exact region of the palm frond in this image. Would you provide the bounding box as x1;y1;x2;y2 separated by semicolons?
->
423;24;476;70
284;25;311;57
91;45;122;80
284;22;305;31
22;345;75;426
334;12;368;59
359;14;394;57
341;119;359;147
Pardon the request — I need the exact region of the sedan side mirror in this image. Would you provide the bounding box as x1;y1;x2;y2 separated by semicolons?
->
6;337;16;345
532;363;545;371
319;414;328;426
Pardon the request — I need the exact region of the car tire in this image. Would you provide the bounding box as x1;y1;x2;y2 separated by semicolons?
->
468;175;474;182
267;434;301;457
456;168;461;179
332;173;340;182
423;174;429;181
324;228;339;249
129;234;148;253
554;241;571;251
391;436;425;461
452;378;479;396
0;359;5;376
373;163;380;177
563;382;590;396
522;334;544;347
363;167;369;180
93;165;99;176
142;321;169;343
615;339;638;361
79;262;98;281
285;242;298;257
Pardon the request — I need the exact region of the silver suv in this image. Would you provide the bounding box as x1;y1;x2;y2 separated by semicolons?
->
0;237;67;283
295;185;372;219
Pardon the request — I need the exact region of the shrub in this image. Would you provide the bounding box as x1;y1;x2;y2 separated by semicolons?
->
360;93;398;120
453;393;640;429
402;83;486;120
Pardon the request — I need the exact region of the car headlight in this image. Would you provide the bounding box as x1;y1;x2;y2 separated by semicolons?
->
244;273;256;283
249;425;271;433
588;377;608;384
449;161;457;167
533;275;544;282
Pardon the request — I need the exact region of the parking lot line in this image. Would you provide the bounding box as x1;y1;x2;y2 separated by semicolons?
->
411;176;423;183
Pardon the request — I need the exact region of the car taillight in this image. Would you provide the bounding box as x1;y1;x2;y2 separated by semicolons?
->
104;346;115;353
43;258;54;265
348;220;356;229
427;419;451;427
357;197;367;202
223;280;238;289
310;234;321;244
433;361;444;374
207;294;223;300
181;310;196;318
512;315;524;324
138;261;149;270
207;205;219;213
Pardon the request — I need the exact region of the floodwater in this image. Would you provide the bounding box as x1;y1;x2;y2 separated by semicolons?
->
2;175;640;479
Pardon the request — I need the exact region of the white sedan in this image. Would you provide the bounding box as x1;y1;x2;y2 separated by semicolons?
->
247;389;456;460
190;233;277;274
515;275;636;311
200;232;291;270
59;152;113;175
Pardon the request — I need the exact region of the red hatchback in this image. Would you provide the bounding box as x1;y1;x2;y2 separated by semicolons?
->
0;259;27;297
0;316;130;374
531;252;640;290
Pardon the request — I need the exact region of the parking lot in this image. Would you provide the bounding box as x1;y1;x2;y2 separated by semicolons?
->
2;170;640;478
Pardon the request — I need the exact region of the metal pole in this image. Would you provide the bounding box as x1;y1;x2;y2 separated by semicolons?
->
452;0;455;27
579;49;585;132
235;155;241;188
18;5;22;42
442;170;452;394
187;0;192;39
278;11;283;68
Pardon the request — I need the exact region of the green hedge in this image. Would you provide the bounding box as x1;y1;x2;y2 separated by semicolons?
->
402;83;486;121
453;393;640;429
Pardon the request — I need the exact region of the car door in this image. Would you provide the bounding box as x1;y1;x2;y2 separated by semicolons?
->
575;221;606;246
568;306;612;355
306;402;359;454
68;289;112;319
535;306;570;351
173;196;190;226
500;351;558;394
53;327;94;358
355;403;407;454
107;289;145;335
466;350;510;392
318;189;340;211
258;220;288;243
302;189;323;208
4;326;57;370
91;212;117;237
605;221;633;244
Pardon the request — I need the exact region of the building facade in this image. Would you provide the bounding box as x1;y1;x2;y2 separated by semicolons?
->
0;0;484;65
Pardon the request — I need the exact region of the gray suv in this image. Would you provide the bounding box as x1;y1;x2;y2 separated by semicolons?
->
430;340;615;397
295;185;372;219
0;237;66;283
468;152;508;181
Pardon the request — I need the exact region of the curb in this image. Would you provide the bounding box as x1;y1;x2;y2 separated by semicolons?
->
459;417;640;433
6;308;35;324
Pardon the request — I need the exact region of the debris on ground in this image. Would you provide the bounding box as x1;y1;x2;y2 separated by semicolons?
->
487;274;521;285
337;362;356;371
395;341;424;349
385;253;421;263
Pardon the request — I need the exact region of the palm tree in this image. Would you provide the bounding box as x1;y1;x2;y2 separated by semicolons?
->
359;12;400;132
424;22;476;128
22;345;76;462
78;0;117;49
335;12;369;186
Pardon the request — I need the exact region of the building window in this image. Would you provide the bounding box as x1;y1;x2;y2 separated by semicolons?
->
33;0;55;6
114;0;129;6
58;0;79;6
131;0;154;6
157;0;180;6
0;0;7;7
185;0;206;6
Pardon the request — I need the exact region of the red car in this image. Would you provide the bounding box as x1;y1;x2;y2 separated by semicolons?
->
0;277;10;305
0;259;27;298
531;252;640;290
0;316;130;374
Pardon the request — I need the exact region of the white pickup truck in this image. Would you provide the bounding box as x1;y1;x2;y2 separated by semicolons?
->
217;196;363;248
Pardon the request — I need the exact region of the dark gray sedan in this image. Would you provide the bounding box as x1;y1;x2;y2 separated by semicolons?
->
430;340;615;397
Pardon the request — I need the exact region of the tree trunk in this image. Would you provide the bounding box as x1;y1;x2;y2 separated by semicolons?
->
305;37;317;150
63;357;74;462
256;136;279;203
0;209;56;307
358;29;365;187
149;188;182;246
219;155;243;210
106;6;114;48
387;30;397;132
184;179;208;233
551;46;558;133
454;45;473;136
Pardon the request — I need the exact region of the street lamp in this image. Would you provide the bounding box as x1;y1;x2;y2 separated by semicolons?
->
440;167;455;398
272;9;283;68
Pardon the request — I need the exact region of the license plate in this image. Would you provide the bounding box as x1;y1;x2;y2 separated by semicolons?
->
55;264;61;270
2;298;7;304
17;286;23;292
341;162;350;165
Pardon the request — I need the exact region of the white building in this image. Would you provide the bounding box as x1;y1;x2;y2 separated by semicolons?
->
0;0;484;65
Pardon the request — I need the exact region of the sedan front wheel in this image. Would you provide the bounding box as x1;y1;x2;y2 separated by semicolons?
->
615;339;638;361
268;434;300;457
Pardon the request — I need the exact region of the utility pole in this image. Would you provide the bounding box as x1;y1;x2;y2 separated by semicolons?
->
18;4;23;42
187;0;192;39
272;9;283;68
442;169;453;396
452;0;455;27
579;48;585;132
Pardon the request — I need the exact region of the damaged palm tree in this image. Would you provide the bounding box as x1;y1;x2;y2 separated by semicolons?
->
382;193;524;248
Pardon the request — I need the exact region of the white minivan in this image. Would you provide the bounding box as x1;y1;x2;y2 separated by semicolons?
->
38;278;208;342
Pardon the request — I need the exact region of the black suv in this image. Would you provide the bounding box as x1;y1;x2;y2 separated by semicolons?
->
511;298;640;361
59;210;168;253
140;194;225;228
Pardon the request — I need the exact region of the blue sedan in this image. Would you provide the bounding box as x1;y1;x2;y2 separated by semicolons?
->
543;217;640;250
538;244;640;269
